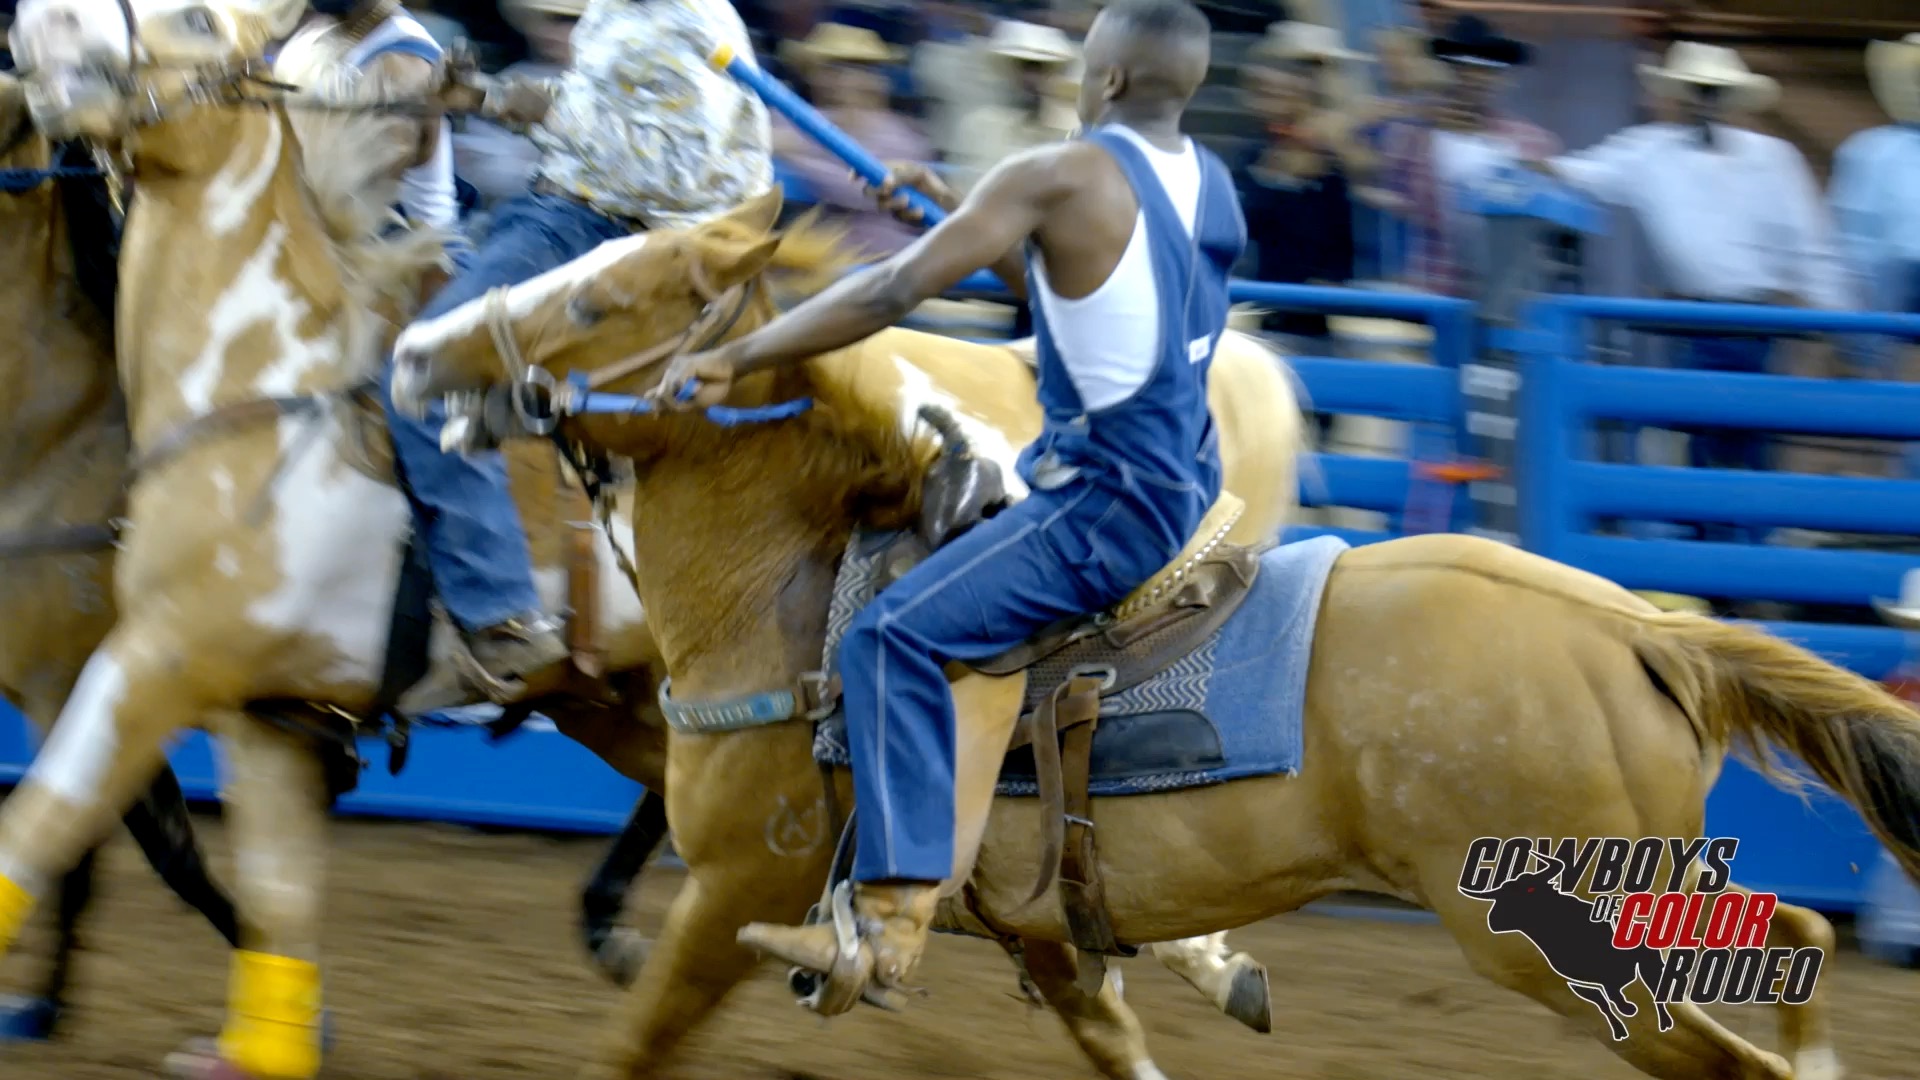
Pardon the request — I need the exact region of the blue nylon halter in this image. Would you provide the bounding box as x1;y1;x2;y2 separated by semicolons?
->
557;370;814;427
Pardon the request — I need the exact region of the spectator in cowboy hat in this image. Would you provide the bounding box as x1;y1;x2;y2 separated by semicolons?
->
1236;19;1373;343
1830;33;1920;319
1544;42;1850;542
940;20;1083;186
773;23;930;256
1374;14;1557;296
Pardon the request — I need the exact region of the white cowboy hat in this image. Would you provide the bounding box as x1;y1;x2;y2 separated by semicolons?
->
1256;20;1372;64
1866;33;1920;125
986;20;1079;65
780;23;906;69
1874;567;1920;628
1638;41;1779;113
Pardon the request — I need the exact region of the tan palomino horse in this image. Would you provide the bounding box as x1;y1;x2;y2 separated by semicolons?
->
0;73;246;1036
0;5;1303;1073
393;205;1906;1080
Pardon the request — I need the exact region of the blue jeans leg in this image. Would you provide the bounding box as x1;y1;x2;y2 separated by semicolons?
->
839;485;1173;883
382;193;631;631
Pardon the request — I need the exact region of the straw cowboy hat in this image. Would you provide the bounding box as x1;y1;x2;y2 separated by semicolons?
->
1874;567;1920;629
1255;20;1373;65
500;0;587;31
986;20;1078;66
1638;41;1780;113
780;22;906;70
1428;14;1531;68
1866;32;1920;124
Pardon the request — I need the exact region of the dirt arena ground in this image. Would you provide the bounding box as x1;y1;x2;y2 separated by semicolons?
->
3;816;1918;1079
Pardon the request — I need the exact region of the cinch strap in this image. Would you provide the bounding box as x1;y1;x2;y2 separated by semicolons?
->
656;673;838;734
218;950;323;1080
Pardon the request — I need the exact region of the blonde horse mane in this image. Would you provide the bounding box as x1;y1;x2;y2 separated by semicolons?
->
271;22;448;330
640;212;931;530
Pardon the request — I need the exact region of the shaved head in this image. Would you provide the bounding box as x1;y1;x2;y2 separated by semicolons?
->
1077;0;1212;130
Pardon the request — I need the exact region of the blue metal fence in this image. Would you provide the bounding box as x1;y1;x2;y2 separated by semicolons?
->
7;283;1920;912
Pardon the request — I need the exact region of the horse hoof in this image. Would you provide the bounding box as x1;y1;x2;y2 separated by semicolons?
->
162;1038;246;1079
593;928;649;988
1223;958;1272;1034
0;994;60;1041
160;1019;333;1079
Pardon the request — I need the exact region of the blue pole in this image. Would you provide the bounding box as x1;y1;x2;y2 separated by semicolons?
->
709;43;949;227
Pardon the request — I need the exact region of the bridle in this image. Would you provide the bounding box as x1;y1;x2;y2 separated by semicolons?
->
14;0;442;208
479;256;768;437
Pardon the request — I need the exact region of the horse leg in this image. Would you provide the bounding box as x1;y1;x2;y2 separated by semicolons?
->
583;858;824;1080
580;788;669;987
1426;859;1792;1079
0;844;98;1042
0;644;191;961
1146;933;1272;1033
1006;937;1167;1080
164;715;330;1080
1731;888;1839;1080
124;765;244;948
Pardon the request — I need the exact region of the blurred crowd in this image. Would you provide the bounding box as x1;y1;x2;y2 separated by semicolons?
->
396;1;1916;318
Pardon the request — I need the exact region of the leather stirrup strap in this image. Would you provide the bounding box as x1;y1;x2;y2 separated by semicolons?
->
1025;674;1102;905
1060;711;1118;956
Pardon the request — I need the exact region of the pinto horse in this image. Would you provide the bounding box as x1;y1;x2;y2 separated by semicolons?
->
0;3;1309;1075
393;197;1900;1080
0;71;241;1041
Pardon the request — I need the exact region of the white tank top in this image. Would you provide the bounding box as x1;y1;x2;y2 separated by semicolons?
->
1032;126;1202;412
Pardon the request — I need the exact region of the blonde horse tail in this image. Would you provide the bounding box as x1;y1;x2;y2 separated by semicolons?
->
1633;613;1920;882
1214;330;1316;543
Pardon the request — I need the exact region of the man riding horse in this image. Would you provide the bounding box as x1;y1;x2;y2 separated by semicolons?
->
393;0;772;703
655;0;1243;1011
286;0;464;274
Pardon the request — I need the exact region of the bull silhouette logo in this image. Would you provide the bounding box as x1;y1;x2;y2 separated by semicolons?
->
1457;847;1673;1040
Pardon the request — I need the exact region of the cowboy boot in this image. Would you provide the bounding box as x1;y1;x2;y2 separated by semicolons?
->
461;612;571;704
737;880;942;1017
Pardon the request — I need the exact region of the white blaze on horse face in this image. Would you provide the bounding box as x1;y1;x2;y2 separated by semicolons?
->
393;233;654;380
246;417;412;683
11;0;135;68
889;354;1030;501
25;649;126;806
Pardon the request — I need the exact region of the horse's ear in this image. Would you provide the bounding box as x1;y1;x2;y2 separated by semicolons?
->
702;232;783;287
711;188;784;236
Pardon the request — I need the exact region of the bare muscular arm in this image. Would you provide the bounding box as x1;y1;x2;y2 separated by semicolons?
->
715;144;1091;381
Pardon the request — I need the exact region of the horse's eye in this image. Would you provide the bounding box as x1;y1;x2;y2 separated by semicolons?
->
176;7;217;36
567;294;604;326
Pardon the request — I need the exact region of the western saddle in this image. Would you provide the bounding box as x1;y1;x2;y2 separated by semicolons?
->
871;440;1268;957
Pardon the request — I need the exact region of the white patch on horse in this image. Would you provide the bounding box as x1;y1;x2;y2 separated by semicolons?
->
595;504;645;633
205;102;283;236
246;416;411;683
214;546;241;577
27;649;126;806
395;233;653;359
211;467;236;516
889;353;1030;501
764;793;829;857
178;224;338;413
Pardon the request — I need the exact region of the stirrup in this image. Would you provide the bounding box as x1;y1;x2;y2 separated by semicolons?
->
782;819;911;1016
